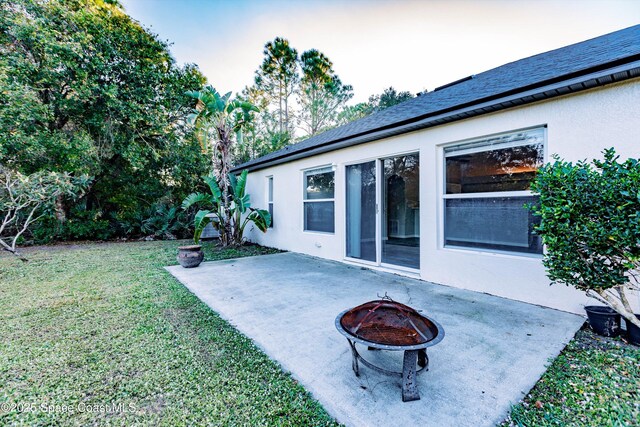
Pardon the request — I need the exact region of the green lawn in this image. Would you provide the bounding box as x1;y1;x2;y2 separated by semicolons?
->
504;327;640;427
1;241;638;426
0;241;339;426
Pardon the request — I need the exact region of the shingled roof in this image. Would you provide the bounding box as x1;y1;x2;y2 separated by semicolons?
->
233;25;640;173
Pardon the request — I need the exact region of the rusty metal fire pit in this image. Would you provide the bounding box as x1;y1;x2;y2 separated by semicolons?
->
335;298;444;402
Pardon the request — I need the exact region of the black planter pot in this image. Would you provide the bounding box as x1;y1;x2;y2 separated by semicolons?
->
584;306;621;337
177;245;204;268
626;314;640;346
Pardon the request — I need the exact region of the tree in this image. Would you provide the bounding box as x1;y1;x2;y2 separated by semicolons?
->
233;85;291;165
0;0;207;241
337;102;371;125
0;167;89;260
368;87;414;112
530;148;640;329
254;37;299;141
337;87;414;126
238;40;358;162
297;49;353;136
185;86;261;246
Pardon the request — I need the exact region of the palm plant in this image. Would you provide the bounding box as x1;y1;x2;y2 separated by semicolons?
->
182;170;270;246
184;86;265;246
140;204;185;240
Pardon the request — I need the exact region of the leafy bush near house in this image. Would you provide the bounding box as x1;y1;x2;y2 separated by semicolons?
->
182;170;271;246
530;148;640;328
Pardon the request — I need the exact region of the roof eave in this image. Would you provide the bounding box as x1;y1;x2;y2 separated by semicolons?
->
233;58;640;173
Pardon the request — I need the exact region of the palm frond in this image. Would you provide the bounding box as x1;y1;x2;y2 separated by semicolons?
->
181;192;213;210
193;209;213;244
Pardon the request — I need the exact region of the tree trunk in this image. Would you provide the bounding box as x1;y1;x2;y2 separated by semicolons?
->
278;81;283;134
216;122;235;247
311;87;317;135
284;86;289;134
1;246;28;262
594;289;640;329
54;194;66;222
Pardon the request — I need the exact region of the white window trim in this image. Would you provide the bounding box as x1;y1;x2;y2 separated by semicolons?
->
303;198;334;203
303;166;336;234
440;127;546;256
266;176;273;229
442;190;533;199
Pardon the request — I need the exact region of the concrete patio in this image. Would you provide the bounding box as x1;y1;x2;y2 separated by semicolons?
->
166;252;584;427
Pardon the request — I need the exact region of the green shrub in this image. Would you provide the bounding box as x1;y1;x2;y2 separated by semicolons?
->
530;148;640;328
140;204;189;240
62;210;112;241
32;208;112;242
114;203;192;240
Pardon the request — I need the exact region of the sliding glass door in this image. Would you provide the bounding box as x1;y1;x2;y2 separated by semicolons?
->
346;154;420;270
381;154;420;269
346;161;376;262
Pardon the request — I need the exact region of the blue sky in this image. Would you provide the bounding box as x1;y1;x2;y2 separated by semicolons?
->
120;0;640;103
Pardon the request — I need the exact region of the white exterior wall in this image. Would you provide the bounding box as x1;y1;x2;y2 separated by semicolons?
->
244;80;640;314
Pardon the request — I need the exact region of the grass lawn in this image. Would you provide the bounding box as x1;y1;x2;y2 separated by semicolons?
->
504;327;640;426
0;241;339;426
1;241;638;426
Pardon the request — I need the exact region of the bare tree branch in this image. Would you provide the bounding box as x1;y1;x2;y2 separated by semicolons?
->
0;166;89;261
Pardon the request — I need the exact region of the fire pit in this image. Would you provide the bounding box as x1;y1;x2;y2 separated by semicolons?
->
335;298;444;402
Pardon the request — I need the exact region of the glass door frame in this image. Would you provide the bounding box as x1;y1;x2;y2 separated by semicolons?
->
343;150;421;273
344;156;381;268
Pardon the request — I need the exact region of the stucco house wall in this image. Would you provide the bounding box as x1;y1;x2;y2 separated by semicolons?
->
243;79;640;314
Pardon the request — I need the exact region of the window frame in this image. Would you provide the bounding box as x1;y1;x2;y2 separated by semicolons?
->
441;127;546;256
267;176;273;228
302;165;336;234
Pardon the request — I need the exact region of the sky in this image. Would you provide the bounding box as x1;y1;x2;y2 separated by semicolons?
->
120;0;640;104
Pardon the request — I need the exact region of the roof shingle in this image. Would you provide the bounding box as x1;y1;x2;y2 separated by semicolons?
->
235;25;640;171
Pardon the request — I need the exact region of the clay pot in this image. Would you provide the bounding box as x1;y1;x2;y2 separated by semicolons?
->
177;245;204;268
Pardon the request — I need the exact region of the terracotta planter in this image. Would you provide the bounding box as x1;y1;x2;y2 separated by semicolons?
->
585;306;621;337
177;245;204;268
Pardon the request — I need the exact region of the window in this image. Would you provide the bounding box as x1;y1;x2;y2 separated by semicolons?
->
303;166;335;233
443;128;544;254
267;176;274;228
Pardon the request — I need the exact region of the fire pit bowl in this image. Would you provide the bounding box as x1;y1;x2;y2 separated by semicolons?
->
335;299;444;402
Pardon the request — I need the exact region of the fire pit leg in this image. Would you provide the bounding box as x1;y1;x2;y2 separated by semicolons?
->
418;349;428;370
346;339;360;377
402;350;420;402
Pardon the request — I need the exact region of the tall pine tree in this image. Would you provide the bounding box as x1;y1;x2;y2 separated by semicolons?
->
254;37;299;145
297;49;353;136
